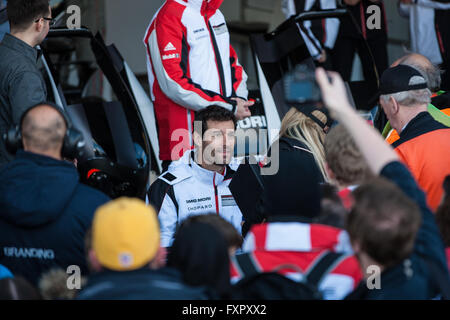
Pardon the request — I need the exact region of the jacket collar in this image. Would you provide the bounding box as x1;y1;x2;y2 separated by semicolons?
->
190;150;226;186
174;149;234;185
279;136;313;153
399;111;429;137
180;0;222;16
13;150;69;167
1;33;39;64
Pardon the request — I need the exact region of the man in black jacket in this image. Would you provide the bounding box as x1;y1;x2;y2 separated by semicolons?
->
77;198;211;300
0;103;110;285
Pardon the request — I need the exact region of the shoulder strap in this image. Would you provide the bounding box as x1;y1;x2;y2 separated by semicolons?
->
233;253;261;279
234;251;347;288
304;251;347;287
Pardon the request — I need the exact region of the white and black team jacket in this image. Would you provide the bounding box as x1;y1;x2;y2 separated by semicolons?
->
149;150;243;247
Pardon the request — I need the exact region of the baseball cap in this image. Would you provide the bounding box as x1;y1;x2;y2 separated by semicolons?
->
368;65;428;106
92;197;160;271
379;65;428;95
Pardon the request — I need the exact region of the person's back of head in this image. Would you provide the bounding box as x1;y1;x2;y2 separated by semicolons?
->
7;0;51;45
324;124;372;188
316;183;347;229
167;219;231;298
379;66;431;109
184;214;243;255
21;104;67;160
347;177;421;269
396;53;442;92
379;65;431;133
89;197;160;273
0;276;41;300
280;107;331;181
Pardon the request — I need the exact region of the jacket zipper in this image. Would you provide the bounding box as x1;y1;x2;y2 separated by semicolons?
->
213;173;219;215
204;15;227;96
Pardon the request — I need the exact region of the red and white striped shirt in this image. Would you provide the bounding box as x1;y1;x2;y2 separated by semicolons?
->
231;221;363;300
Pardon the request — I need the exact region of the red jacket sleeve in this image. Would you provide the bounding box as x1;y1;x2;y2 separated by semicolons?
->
146;11;237;113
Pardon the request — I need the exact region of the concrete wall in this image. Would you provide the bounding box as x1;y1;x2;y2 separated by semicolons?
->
105;0;164;74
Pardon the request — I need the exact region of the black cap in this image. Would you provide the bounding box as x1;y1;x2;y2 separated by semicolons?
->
379;65;428;95
368;65;428;107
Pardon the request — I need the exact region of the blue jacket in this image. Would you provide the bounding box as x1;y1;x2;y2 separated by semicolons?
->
77;267;212;300
346;161;450;300
0;151;110;285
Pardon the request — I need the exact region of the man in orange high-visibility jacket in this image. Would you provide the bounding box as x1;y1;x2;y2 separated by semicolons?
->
378;65;450;211
383;53;450;145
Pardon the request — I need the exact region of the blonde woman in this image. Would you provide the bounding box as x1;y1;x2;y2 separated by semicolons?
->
275;105;332;182
243;105;332;233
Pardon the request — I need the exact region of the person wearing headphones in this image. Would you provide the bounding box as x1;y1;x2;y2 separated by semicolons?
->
0;102;110;286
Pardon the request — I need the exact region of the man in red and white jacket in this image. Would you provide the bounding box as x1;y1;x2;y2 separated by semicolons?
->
143;0;252;165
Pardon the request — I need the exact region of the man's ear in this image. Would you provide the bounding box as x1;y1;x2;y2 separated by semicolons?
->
33;19;43;33
389;96;400;115
88;249;102;272
193;130;202;149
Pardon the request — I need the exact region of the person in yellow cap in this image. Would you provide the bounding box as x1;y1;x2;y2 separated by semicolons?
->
77;197;211;300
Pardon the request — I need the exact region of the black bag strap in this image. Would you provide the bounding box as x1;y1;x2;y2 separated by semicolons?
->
234;251;347;288
304;251;347;287
234;253;262;279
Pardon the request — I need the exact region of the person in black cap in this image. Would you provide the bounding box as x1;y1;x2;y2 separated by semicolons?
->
315;66;450;300
378;64;450;212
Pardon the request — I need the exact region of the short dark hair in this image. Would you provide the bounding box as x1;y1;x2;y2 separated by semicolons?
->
185;214;243;248
194;106;237;137
7;0;50;31
347;177;421;268
316;184;347;229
